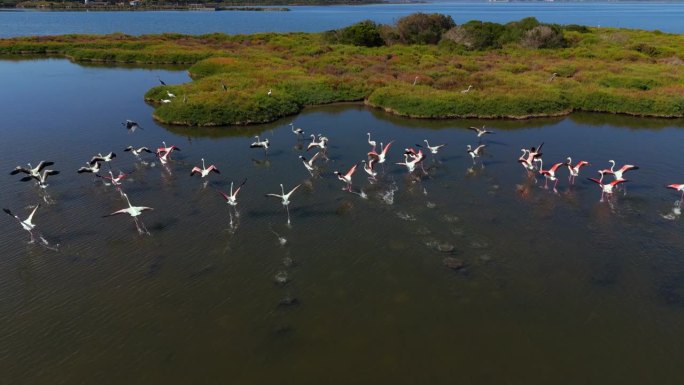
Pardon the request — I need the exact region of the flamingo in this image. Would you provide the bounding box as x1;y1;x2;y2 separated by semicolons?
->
607;160;639;180
124;146;153;158
361;158;377;180
250;136;270;152
461;85;473;93
218;179;247;207
218;179;246;229
298;151;322;177
549;72;558;82
97;170;133;186
334;164;358;192
566;157;590;184
3;205;49;245
466;144;486;164
307;134;327;151
166;90;176;98
10;161;54;178
368;141;393;165
413;76;419;86
518;149;535;171
667;184;684;203
587;175;628;201
20;169;60;188
396;153;420;173
156;142;181;164
535;158;566;190
122;120;142;132
418;139;446;155
265;184;301;225
520;143;544;170
90;152;116;167
267;88;272;96
103;193;153;234
290;123;305;137
367;132;377;152
157;141;181;155
190;158;220;178
77;161;101;175
160;99;172;104
468;125;494;139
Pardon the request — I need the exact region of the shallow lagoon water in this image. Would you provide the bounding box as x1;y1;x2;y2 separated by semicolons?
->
2;2;684;37
2;59;684;384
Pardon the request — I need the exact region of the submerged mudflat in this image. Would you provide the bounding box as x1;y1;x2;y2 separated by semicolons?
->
1;16;683;126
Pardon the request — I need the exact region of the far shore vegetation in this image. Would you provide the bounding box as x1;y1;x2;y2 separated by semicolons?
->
1;13;683;126
5;0;378;10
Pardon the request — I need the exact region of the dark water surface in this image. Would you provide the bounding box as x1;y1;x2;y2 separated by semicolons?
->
2;59;684;384
2;2;684;37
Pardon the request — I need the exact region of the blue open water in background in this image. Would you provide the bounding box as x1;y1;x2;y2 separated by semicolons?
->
1;2;684;37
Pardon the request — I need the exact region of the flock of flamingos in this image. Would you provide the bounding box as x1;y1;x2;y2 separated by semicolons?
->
5;92;684;250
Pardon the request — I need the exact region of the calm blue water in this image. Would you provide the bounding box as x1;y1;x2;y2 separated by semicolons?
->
1;2;684;37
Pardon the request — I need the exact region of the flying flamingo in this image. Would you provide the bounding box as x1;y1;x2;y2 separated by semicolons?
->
156;141;181;155
468;125;494;139
334;164;358;192
123;146;153;158
418;140;446;155
97;170;134;186
518;149;535;171
77;161;101;175
122;120;142;132
535;158;566;190
3;205;50;246
602;160;639;193
90;152;116;170
265;184;301;225
290;123;305;138
666;184;684;203
103;192;153;235
218;179;247;229
566;157;590;184
19;169;59;188
218;179;247;207
298;151;322;177
368;140;393;166
519;143;544;170
466;144;486;164
307;134;327;151
396;153;420;173
250;136;270;152
190;158;220;178
606;160;639;180
361;158;378;180
587;174;628;201
10;161;54;179
367;133;377;152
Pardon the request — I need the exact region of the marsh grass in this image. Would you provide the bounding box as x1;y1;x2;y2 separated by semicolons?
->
2;22;683;125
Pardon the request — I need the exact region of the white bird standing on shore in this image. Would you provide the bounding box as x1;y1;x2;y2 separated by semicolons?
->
461;84;473;94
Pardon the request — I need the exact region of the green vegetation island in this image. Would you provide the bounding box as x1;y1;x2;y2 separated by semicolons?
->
1;13;683;126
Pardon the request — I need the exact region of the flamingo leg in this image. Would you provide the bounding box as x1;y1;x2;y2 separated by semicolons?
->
285;204;291;226
680;190;684;203
554;179;559;190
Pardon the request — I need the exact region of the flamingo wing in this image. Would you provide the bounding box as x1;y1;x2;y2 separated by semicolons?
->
610;179;628;187
587;177;603;185
346;164;358;178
